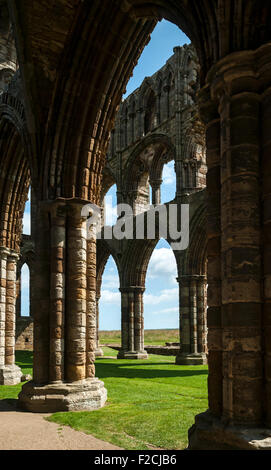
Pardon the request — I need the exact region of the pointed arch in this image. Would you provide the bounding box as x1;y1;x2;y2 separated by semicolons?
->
20;262;30;317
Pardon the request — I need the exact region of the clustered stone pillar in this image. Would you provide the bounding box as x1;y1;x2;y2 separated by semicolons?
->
0;247;22;384
118;287;148;359
18;198;107;412
262;74;271;428
150;179;162;205
0;25;17;93
15;264;21;318
176;275;207;365
189;43;271;450
95;294;103;357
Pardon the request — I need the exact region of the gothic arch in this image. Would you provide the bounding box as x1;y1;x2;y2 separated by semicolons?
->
0;74;35;175
100;165;117;203
123;133;176;192
120;230;178;288
0;118;29;251
3;0;271;447
18;234;35;273
10;1;271;203
96;238;121;297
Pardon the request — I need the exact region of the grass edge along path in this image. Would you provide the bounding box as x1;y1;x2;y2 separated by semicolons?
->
47;349;208;450
0;350;208;450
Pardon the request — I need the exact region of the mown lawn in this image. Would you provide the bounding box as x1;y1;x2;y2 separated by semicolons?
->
48;348;208;450
0;349;208;450
0;350;33;401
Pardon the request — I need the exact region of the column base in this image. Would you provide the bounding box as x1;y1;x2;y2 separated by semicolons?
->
117;350;148;360
188;410;271;450
175;352;207;365
95;347;104;357
0;364;22;385
18;377;107;413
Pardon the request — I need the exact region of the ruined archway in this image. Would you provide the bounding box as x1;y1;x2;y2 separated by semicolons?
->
1;0;271;449
0;90;32;384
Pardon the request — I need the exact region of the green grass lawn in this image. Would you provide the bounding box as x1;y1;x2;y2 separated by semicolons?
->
50;349;208;450
0;349;208;450
0;350;33;401
100;329;180;346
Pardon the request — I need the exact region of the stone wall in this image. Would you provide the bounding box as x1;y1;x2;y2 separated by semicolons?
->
15;317;33;350
104;343;180;356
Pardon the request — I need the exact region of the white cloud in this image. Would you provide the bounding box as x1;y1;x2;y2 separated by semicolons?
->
100;289;120;304
162;162;176;186
104;196;118;225
21;264;30;290
147;247;177;284
102;273;119;290
156;306;179;314
23;212;31;235
144;287;178;305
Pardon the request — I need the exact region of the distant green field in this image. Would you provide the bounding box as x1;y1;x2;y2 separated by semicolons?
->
100;329;179;346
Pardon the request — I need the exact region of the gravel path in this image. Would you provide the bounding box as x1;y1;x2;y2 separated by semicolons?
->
0;400;122;450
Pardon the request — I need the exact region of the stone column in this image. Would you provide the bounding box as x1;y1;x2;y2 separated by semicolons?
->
189;44;271;450
262;76;271;428
137;107;144;138
164;85;170;119
49;202;65;383
150;179;162;205
15;264;21;318
176;275;207;365
0;23;17;93
18;198;107;412
197;277;208;354
118;287;148;359
0;247;22;384
86;233;99;375
95;294;103;357
127;111;135;145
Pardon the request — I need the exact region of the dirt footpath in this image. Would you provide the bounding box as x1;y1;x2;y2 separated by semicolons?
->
0;400;122;450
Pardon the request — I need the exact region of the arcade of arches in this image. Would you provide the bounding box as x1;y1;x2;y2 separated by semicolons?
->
1;0;271;450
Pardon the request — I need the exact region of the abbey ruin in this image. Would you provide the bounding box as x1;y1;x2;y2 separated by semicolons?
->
15;43;208;367
1;0;271;450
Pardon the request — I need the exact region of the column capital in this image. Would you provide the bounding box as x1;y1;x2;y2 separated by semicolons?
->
206;42;271;103
119;286;145;294
0;246;19;259
149;179;162;189
177;275;206;286
40;197;96;221
7;250;20;261
198;42;271;125
0;246;11;257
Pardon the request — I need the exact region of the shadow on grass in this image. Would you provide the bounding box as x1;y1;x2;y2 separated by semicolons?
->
13;350;207;381
15;350;33;368
95;361;208;380
0;351;33;413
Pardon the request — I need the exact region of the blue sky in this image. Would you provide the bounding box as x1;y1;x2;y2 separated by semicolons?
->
22;189;31;316
123;19;189;98
22;20;189;330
